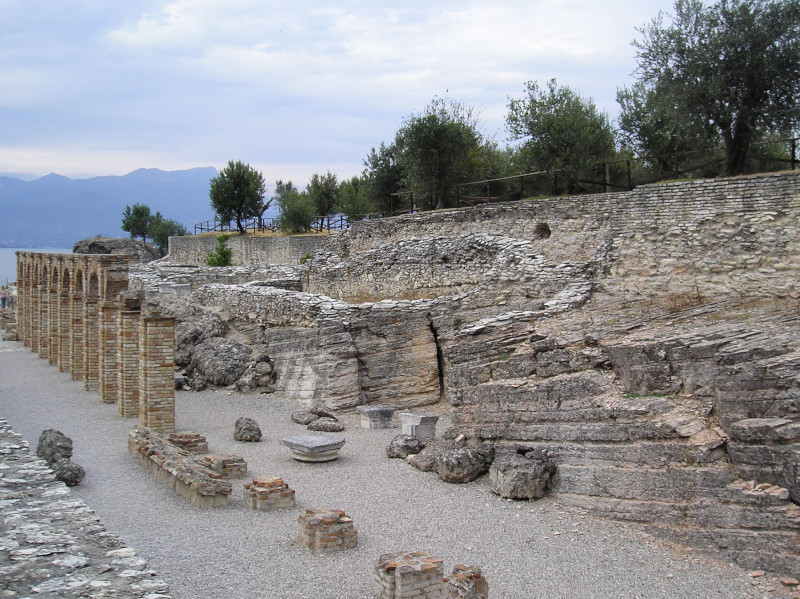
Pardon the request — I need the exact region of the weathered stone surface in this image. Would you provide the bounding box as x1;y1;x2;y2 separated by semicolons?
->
291;410;320;425
126;171;800;575
0;419;172;598
489;449;556;499
445;564;489;599
386;434;426;459
435;445;493;484
233;416;262;442
307;417;345;432
187;337;251;387
73;236;161;262
406;440;457;472
36;429;73;467
52;458;86;486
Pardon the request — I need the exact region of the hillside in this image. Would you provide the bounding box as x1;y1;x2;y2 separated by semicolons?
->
0;167;218;248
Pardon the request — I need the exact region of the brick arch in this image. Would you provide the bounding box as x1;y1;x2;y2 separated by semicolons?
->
14;250;175;434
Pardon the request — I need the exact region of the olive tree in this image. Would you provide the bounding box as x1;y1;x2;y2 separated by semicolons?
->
395;97;487;210
626;0;800;175
209;160;267;234
506;79;617;193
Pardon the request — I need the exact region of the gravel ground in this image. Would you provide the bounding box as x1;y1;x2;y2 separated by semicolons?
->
0;338;778;599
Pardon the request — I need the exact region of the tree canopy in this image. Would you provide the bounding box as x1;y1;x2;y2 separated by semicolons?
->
626;0;800;175
149;212;188;255
506;79;617;193
209;160;267;234
306;171;338;218
121;203;151;244
275;180;315;233
395;97;487;210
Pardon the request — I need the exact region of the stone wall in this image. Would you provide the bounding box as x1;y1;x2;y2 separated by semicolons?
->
167;234;327;266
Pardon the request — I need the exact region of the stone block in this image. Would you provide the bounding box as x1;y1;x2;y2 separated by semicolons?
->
168;431;209;454
374;551;445;599
297;509;357;553
281;434;345;462
399;413;439;440
357;404;395;429
243;476;295;510
200;453;248;478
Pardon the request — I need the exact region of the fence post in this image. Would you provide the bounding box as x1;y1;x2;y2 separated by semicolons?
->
519;175;524;201
604;160;611;193
486;183;490;202
674;155;680;178
792;138;797;171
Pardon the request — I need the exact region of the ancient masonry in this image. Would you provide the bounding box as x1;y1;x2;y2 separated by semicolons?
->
297;508;358;553
0;418;172;598
14;252;176;433
373;552;489;599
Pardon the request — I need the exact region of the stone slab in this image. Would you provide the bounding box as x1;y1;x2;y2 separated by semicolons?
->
280;434;345;462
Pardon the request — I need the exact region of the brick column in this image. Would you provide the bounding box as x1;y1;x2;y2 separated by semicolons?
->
15;254;27;344
47;280;59;366
83;297;99;391
58;288;71;373
69;292;84;380
139;316;175;433
29;277;39;352
38;271;49;360
117;309;140;417
99;301;119;404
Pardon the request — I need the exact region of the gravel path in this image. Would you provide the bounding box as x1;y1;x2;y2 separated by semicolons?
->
0;338;774;599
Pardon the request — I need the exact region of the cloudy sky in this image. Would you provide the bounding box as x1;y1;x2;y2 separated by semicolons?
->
2;0;677;185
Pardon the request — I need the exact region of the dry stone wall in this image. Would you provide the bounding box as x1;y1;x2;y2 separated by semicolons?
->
142;172;800;575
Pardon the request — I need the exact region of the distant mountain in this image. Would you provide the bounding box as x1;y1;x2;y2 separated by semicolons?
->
0;167;218;248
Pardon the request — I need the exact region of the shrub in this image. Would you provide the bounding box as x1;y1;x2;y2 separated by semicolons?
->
206;234;233;267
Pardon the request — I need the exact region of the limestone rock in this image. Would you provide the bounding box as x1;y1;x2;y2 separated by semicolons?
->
53;458;86;487
188;337;251;387
292;410;320;425
307;417;345;432
73;237;161;263
406;441;457;472
173;308;228;366
234;417;262;442
36;429;73;467
436;446;493;484
489;449;557;499
386;434;426;459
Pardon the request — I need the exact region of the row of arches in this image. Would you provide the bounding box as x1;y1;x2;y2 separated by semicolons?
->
15;252;176;433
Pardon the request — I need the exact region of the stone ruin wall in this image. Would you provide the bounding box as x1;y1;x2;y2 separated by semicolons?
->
167;233;327;267
149;171;800;574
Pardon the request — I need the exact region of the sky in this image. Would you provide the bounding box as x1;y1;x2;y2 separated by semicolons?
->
1;0;678;186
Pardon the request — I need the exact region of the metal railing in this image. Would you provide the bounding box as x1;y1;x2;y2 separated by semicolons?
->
196;137;799;232
195;213;384;235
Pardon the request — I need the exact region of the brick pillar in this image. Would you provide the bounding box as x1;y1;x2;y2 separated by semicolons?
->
15;255;27;344
117;310;140;417
69;292;84;380
58;288;71;373
139;316;175;433
83;297;99;391
99;301;119;404
47;281;59;366
38;274;49;360
29;278;39;352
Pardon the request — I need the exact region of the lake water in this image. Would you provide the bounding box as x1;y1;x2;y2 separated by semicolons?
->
0;248;73;287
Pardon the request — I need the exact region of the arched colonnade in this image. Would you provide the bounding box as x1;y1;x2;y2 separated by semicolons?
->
15;252;175;433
